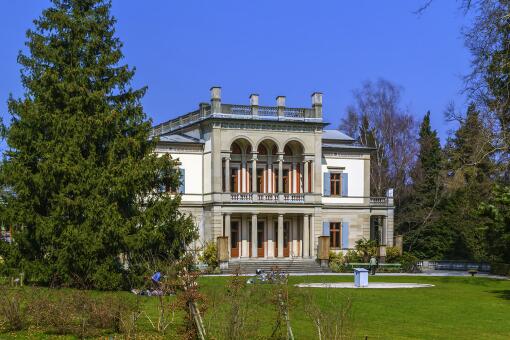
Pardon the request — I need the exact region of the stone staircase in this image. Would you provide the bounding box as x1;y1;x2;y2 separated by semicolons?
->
222;258;330;274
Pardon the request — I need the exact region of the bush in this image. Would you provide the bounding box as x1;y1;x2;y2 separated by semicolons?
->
400;252;420;273
0;289;27;331
199;242;218;270
5;288;139;337
491;263;510;276
354;238;378;262
343;249;362;263
329;251;343;265
385;246;401;263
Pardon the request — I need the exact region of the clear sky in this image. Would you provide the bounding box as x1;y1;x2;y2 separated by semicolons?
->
0;1;472;142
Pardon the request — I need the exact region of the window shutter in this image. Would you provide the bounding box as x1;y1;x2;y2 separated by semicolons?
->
341;173;348;197
322;221;330;236
342;222;349;248
179;168;185;193
323;172;331;196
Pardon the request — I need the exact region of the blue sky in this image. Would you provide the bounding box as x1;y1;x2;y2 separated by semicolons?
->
0;1;472;142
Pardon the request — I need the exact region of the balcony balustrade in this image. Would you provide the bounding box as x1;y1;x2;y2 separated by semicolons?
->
369;197;389;206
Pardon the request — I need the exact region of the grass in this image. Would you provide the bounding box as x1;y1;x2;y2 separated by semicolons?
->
1;275;509;339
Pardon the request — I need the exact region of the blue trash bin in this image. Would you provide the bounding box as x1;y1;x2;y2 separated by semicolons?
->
354;268;369;287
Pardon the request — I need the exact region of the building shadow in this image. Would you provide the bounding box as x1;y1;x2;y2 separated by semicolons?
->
488;290;510;300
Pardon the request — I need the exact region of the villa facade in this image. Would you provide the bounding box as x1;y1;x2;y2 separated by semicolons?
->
152;87;394;261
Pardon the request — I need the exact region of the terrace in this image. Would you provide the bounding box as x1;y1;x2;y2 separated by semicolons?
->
151;87;323;137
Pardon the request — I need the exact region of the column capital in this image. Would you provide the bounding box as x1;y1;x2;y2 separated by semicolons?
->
224;212;231;216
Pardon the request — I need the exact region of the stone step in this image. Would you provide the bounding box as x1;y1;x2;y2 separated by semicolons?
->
222;258;330;274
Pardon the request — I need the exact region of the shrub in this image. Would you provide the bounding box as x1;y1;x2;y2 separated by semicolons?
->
199;242;218;270
354;238;378;262
329;251;344;265
343;249;362;263
400;252;420;273
0;289;27;331
27;289;138;337
385;246;401;263
491;263;510;276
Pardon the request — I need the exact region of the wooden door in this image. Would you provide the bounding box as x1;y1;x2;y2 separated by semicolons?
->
283;221;290;257
231;221;240;258
257;221;264;257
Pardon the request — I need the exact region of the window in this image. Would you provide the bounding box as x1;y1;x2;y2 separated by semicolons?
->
330;173;341;196
330;222;341;248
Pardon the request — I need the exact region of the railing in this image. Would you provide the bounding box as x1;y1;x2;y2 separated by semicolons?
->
257;193;278;202
229;104;251;116
258;106;278;116
370;197;388;206
284;194;305;203
152;103;318;136
230;193;252;202
283;107;306;118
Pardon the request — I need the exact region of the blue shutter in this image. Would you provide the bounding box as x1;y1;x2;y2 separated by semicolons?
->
341;173;348;197
322;221;330;236
342;222;349;248
323;172;331;196
179;168;185;193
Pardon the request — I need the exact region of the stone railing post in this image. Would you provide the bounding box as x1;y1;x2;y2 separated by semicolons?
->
276;96;286;117
211;86;221;113
311;92;322;118
250;93;259;117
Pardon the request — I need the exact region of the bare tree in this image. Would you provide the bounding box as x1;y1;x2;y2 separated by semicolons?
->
341;79;418;202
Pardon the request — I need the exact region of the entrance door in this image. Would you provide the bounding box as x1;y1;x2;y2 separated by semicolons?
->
257;221;264;257
274;221;291;257
231;221;240;258
283;221;290;257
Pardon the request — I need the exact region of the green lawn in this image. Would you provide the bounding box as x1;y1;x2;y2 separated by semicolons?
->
1;275;509;339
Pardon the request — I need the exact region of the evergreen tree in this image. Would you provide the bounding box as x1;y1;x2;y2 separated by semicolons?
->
401;112;452;259
440;104;496;260
2;0;196;289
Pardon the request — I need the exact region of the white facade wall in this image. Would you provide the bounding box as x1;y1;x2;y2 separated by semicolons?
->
321;156;365;204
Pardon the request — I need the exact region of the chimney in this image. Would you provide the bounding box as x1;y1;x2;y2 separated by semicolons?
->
311;92;322;118
210;86;221;113
250;93;259;116
276;96;286;117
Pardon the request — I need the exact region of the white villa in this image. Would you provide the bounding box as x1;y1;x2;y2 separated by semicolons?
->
152;87;394;264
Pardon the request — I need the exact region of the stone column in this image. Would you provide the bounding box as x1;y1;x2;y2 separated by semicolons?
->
241;216;249;258
303;214;309;258
251;154;257;193
267;215;274;257
292;216;298;257
224;213;231;255
291;161;296;193
278;154;283;193
251;214;258;258
224;157;230;192
303;161;309;193
310;214;315;257
277;214;284;257
310;160;314;193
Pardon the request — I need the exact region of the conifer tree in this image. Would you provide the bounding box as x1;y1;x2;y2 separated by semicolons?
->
401;112;452;259
440;104;496;260
2;0;196;289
